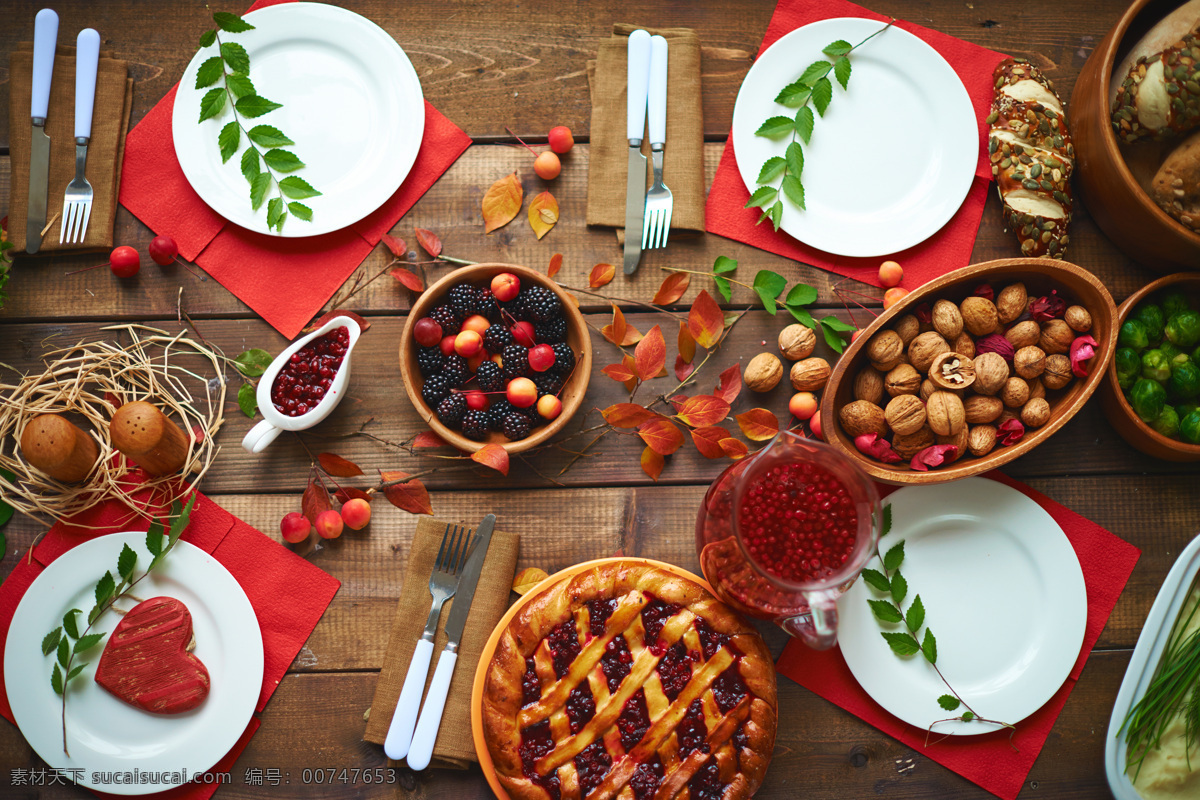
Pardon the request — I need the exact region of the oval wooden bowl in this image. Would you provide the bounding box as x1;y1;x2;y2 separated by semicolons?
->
1100;272;1200;461
398;263;592;453
820;258;1118;485
1070;0;1200;271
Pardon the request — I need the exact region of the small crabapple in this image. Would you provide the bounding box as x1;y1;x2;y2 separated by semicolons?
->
789;392;819;421
528;344;556;372
414;317;443;348
109;246;141;278
510;321;536;348
809;412;824;440
883;287;910;310
507;377;538;408
280;512;311;544
439;334;458;356
548;126;574;154
464;390;488;410
462;314;491;336
148;235;180;266
491;273;520;302
454;330;484;358
340;498;372;530
537;394;562;420
315;509;344;539
878;260;904;288
534;151;561;180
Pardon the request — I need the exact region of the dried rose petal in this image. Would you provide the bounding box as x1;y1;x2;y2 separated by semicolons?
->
1029;290;1066;323
976;333;1016;362
1070;335;1098;377
997;418;1025;446
910;444;958;471
914;302;933;326
854;432;902;464
974;283;995;301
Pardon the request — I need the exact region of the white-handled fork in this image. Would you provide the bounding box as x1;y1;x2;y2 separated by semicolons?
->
642;35;673;251
59;28;100;245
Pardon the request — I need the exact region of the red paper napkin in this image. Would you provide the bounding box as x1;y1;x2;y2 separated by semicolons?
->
776;472;1140;800
118;0;472;339
0;491;341;800
705;0;1009;291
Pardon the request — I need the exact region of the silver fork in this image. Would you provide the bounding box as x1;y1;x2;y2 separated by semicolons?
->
383;523;473;761
642;35;673;251
59;28;100;245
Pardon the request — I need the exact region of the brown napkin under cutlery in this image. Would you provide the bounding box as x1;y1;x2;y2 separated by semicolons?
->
587;23;706;241
364;516;520;769
8;44;133;254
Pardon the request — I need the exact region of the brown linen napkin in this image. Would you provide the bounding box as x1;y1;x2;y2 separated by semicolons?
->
364;516;520;769
8;44;133;253
586;24;705;240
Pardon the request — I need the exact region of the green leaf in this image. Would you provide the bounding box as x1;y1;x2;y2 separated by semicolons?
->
714;277;732;303
834;56;852;90
798;60;833;86
51;663;63;695
890;571;908;605
226;73;255;99
775;81;812;108
238;383;258;418
67;663;86;681
213;11;255;33
199;29;217;48
146;519;164;557
812;77;834;117
795;107;815;144
248;125;294;148
906;594;925;633
278;176;321;199
769;200;783;230
195;57;224;89
42;627;62;656
235;95;283;119
782;175;805;210
241;147;261;182
250;173;272;210
62;609;81;640
117;543;137;579
883;540;905;571
821;315;858;332
785;141;804;180
752;271;787;314
881;631;921;656
87;604;101;625
756;157;786;184
938;694;961;711
198;88;227;123
94;571;115;609
712;255;738;275
267;197;286;231
218;122;240;164
861;568;890;593
166;494;197;555
823;40;853;57
961;711;975;722
288;202;313;221
868;599;903;624
220;41;250;74
820;319;847;354
57;636;70;668
743;186;778;211
74;633;104;654
787;306;815;328
922;628;938;664
786;283;818;308
263;149;305;173
755;116;795;138
234;348;272;377
881;504;893;537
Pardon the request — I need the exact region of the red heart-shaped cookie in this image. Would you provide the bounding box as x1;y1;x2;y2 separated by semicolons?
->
94;596;211;714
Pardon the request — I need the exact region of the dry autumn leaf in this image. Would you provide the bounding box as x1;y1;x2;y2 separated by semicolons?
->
528;191;558;240
736;408;781;441
335;487;372;504
688;290;725;349
482;173;523;233
317;453;363;478
381;233;406;258
301;479;332;524
714;364;743;404
674;353;695;382
641;446;665;481
620;354;639;392
602;404;657;428
471;443;510;476
390;267;424;293
719;438;750;459
668;394;689;412
638;417;685;455
678;321;696;365
589;263;616;288
412;430;449;448
602;304;627;346
384;478;433;515
512;567;550;596
652;272;690;305
547;253;563;278
414;228;442;259
602;363;638;382
691;426;733;458
634;326;666;382
675;395;731;428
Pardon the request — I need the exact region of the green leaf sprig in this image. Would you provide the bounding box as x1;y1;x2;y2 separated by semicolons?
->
228;347;272;418
747;20;894;228
0;216;14;310
196;12;320;232
43;496;196;755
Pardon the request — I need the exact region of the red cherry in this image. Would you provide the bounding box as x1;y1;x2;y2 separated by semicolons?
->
439;335;458;356
148;235;179;266
414;317;443;348
510;321;536;348
528;343;556;372
109;246;140;278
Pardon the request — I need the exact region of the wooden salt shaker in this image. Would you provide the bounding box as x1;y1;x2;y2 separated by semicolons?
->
110;401;189;476
19;414;100;483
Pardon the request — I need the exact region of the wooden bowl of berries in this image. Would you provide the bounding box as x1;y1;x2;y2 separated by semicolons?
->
820;258;1117;485
399;263;592;453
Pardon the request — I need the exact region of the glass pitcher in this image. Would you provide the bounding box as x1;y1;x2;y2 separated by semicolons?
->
695;430;880;649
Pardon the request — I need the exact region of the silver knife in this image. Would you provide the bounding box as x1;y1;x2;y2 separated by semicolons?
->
623;29;652;275
26;8;60;254
405;513;496;770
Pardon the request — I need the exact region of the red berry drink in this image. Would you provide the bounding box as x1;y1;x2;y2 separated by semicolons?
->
271;326;349;417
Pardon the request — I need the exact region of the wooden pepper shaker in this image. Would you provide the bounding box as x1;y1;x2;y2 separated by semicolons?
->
110;401;190;476
19;414;100;483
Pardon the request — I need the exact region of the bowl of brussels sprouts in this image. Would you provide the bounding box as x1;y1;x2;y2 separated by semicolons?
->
1102;273;1200;461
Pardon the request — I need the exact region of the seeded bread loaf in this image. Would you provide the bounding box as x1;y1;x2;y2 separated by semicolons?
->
987;58;1074;259
1110;1;1200;144
1152;129;1200;230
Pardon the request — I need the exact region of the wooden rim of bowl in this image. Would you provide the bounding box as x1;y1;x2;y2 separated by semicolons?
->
1104;272;1200;455
397;263;592;453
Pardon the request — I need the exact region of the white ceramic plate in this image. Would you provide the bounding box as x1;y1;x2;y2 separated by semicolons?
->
5;532;264;794
838;478;1087;735
172;2;425;237
731;18;978;257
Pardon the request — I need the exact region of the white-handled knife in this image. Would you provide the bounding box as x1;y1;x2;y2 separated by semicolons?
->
26;8;59;254
622;29;652;276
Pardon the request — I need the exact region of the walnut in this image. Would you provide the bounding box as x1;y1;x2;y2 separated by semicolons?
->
790;357;831;391
778;324;817;361
839;400;888;438
1004;320;1041;350
995;282;1028;325
920;379;938;402
1065;305;1092;333
953;331;976;359
960;296;999;336
974;352;1010;396
745;353;783;392
1039;319;1075;355
885;395;927;436
926;391;966;436
968;425;998;457
908;331;951;373
894;315;920;346
1028;378;1047;400
932;299;964;340
1001;377;1031;408
892;425;935;459
964;395;1004;424
866;330;905;372
1014;346;1046;380
929;352;976;390
1043;354;1072;390
997;409;1019;427
1021;397;1051;428
885;363;922;397
854;367;885;404
936;427;969;463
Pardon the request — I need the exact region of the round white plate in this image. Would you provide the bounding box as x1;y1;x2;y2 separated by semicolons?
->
172;2;425;237
5;532;264;794
837;478;1087;735
731;18;978;257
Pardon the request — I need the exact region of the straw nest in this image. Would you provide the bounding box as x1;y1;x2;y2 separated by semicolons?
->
0;324;226;525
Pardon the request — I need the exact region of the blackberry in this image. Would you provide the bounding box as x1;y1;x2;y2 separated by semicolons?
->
520;286;561;323
436;394;467;427
421;375;451;407
460;409;491;441
488;399;518;430
501;344;530;378
447;284;478;319
416;346;444;378
534;318;568;344
428;305;460;335
476;360;505;393
501;413;532;441
483;324;513;354
475;288;502;322
550;343;576;376
534;372;564;396
441;354;469;387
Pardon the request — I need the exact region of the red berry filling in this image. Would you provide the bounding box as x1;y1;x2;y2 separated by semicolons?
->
518;719;561;800
565;684;596;734
616;689;651;751
710;663;749;714
574;741;612;797
657;641;699;700
521;657;541;707
587;598;617;636
676;700;710;757
544;619;581;679
271;326;349;417
694;617;730;660
640;599;682;648
688;761;726;800
628;758;665;800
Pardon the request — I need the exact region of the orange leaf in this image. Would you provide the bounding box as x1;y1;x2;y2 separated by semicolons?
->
412;430;449;448
547;253;563;278
638;417;684;455
641;446;665;481
602;363;637;382
512;567;550;596
714;364;742;404
381;233;407;258
652;272;690;305
674;354;695;382
390;267;425;293
719;438;750;459
303;309;371;334
528;191;559;239
675;395;731;428
602;403;657;428
334;487;372;504
602;304;627;347
678;321;696;364
317;453;364;477
301;479;332;524
668;394;689;413
471;443;510;475
621;355;639;392
589;263;616;288
415;228;442;258
379;470;409;483
563;292;579;309
691;426;733;459
688;290;725;349
736;408;781;441
384;478;433;515
634;325;666;381
482;172;523;233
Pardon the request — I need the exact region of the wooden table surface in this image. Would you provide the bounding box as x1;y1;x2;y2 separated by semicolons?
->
1;1;1197;798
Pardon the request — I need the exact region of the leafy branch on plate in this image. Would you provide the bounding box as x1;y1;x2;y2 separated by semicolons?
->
195;11;321;232
861;504;1017;745
746;19;894;229
41;495;196;756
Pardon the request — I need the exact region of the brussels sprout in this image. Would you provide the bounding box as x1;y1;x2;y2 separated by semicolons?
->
1130;378;1167;422
1160;341;1185;360
1152;406;1181;438
1143;349;1172;382
1165;311;1200;349
1116;347;1142;388
1179;401;1200;419
1169;361;1200;400
1181;409;1200;444
1160;290;1190;319
1193;344;1200;363
1133;303;1166;342
1119;319;1151;351
1171;352;1192;372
